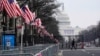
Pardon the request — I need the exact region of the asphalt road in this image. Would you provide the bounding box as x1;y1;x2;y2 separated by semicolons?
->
62;47;100;56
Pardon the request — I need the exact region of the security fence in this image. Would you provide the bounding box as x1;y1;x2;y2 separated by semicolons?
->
0;44;59;56
0;53;34;56
34;44;59;56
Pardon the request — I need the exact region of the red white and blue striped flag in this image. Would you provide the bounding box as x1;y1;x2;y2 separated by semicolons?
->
32;12;36;20
15;3;22;16
22;5;31;24
1;0;22;17
0;0;3;12
25;5;33;21
35;18;42;27
22;5;34;24
14;0;22;16
8;0;17;17
2;0;17;18
2;0;13;17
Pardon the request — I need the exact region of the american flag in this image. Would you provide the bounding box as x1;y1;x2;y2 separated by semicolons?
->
23;14;30;24
1;0;22;17
33;12;36;20
2;0;13;17
35;18;42;27
22;5;31;24
25;5;34;21
22;5;33;21
15;4;22;16
22;5;35;23
2;0;17;18
14;0;22;16
0;0;3;12
42;28;50;36
8;0;17;16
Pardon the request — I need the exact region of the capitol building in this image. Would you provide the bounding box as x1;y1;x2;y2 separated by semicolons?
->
55;12;83;42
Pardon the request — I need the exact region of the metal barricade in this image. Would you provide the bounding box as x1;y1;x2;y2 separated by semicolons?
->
34;44;59;56
0;53;34;56
0;45;19;50
0;44;52;55
0;44;59;56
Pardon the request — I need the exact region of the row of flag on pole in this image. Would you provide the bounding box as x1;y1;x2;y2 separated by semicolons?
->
0;0;59;43
0;0;42;27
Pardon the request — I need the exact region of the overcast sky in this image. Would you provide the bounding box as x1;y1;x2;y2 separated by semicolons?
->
58;0;100;28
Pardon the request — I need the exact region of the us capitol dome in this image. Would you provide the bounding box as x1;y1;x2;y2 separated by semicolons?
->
55;11;83;42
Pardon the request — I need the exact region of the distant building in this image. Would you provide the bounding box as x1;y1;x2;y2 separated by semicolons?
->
55;12;83;42
87;25;97;30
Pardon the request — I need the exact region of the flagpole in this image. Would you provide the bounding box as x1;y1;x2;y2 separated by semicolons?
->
30;0;33;46
15;18;17;46
2;9;6;49
29;0;34;46
20;23;24;53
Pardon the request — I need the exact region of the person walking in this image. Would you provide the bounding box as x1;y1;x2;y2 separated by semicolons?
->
71;39;76;50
